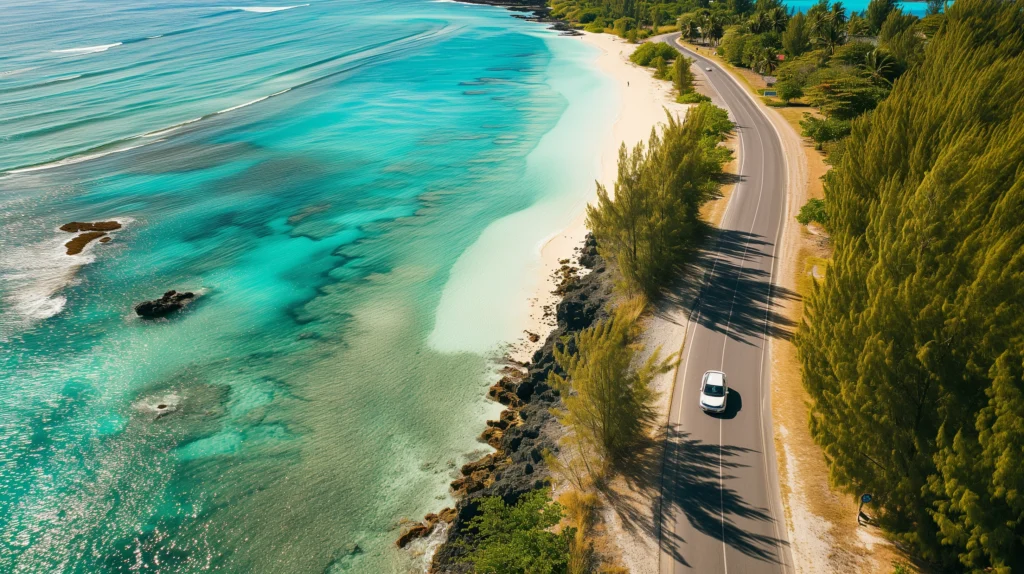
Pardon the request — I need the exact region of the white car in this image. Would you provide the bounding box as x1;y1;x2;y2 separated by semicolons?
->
699;370;728;414
706;67;713;71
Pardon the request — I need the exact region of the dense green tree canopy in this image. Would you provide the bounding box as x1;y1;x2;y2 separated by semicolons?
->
796;0;1024;570
466;490;572;574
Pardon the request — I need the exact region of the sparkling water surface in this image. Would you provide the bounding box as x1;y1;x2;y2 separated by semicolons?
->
0;1;614;571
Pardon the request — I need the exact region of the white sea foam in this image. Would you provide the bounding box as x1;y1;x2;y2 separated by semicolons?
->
139;117;202;138
6;141;157;175
0;237;89;340
216;88;290;114
0;219;132;340
51;42;122;55
0;67;36;77
229;4;308;13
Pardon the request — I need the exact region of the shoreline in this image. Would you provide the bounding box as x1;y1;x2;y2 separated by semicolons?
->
509;31;690;365
403;30;693;571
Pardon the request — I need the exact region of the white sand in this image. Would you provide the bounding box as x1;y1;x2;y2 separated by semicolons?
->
508;32;689;364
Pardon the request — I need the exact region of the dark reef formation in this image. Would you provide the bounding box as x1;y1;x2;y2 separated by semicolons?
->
135;290;197;319
60;220;122;255
396;235;613;572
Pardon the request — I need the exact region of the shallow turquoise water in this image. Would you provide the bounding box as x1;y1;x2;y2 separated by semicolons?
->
0;1;613;571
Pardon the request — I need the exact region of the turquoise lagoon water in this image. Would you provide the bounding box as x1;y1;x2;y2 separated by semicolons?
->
0;1;615;572
784;0;930;16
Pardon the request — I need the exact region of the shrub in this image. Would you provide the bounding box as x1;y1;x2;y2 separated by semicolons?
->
677;91;711;103
652;56;670;79
795;197;827;225
583;17;607;33
799;114;851;146
613;16;635;37
629;42;677;66
775;79;804;101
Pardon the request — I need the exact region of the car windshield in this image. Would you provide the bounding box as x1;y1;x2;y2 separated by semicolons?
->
704;384;725;397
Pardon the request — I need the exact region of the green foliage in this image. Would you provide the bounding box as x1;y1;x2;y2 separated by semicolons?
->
586;105;732;297
775;79;804;101
782;12;811;57
613;16;636;36
677;91;711;103
846;13;870;37
891;562;913;574
672;55;696;95
466;489;572;574
652;56;670;79
584;17;607;33
795;0;1024;569
878;11;924;69
808;1;848;54
630;42;677;66
865;0;898;34
799;114;851;146
795;197;827;225
832;41;876;66
550;300;672;466
804;68;888;119
721;27;749;65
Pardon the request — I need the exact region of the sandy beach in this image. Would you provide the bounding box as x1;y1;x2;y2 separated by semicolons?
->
508;32;690;364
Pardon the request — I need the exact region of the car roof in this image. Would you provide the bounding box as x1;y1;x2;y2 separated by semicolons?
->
704;371;725;385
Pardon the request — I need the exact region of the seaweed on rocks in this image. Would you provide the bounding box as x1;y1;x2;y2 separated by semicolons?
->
396;235;613;572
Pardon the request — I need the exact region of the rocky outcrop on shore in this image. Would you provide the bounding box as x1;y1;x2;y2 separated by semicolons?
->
452;0;549;19
451;0;582;34
396;235;612;572
135;290;197;319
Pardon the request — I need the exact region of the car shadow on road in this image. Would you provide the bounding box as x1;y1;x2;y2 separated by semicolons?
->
710;388;741;420
601;425;788;569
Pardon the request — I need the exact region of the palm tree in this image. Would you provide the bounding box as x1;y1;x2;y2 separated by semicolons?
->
862;49;897;87
754;46;780;75
811;9;847;55
706;14;725;46
766;6;789;33
680;17;700;42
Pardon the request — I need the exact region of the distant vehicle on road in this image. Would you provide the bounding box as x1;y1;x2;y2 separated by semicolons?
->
699;370;728;414
705;67;713;71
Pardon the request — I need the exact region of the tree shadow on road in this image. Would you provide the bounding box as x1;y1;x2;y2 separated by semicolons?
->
654;227;799;344
601;425;788;569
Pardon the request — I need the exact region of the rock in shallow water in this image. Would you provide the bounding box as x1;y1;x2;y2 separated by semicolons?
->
135;290;196;319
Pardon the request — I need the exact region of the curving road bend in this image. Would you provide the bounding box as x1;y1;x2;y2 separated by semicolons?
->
656;34;793;574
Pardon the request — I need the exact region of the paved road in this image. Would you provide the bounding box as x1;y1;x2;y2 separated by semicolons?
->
656;34;793;574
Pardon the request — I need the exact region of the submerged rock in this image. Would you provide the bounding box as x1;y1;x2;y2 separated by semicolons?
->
135;290;196;319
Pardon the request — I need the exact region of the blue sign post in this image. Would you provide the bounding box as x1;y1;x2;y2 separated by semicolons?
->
858;493;873;525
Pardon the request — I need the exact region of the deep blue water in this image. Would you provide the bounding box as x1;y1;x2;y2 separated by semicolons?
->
0;1;613;571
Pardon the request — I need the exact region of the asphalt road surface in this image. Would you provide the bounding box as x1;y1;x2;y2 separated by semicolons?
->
656;34;794;574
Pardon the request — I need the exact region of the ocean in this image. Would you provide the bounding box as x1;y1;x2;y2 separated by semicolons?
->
784;0;931;16
0;1;615;572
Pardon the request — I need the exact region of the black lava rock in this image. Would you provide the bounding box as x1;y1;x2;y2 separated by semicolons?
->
135;290;196;319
